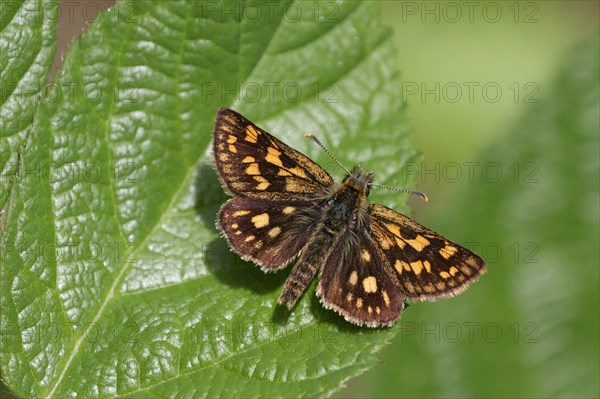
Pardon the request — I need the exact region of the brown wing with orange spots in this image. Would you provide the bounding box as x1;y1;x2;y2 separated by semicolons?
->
316;230;405;327
213;108;334;200
369;204;486;301
217;197;320;271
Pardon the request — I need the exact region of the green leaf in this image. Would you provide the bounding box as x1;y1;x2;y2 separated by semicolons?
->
0;0;57;209
337;33;599;398
1;1;420;397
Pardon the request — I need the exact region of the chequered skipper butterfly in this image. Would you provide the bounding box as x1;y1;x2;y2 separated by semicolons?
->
213;108;486;327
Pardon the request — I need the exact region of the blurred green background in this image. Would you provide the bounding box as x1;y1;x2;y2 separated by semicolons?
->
1;1;597;398
334;1;599;398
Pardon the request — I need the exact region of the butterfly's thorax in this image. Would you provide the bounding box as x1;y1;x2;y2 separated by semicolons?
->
323;182;368;230
328;165;373;229
303;167;374;262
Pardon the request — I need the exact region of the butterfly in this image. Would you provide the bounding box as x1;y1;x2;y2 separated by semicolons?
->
213;108;486;327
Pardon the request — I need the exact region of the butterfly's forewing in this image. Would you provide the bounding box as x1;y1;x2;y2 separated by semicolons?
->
213;108;334;199
369;204;486;300
317;230;405;327
218;197;320;270
214;108;330;270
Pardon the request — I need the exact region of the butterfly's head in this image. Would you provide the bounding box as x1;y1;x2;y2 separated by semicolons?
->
343;165;374;196
347;165;430;203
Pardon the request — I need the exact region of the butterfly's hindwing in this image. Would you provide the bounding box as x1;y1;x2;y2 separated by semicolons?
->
218;197;320;270
317;230;404;327
213;108;334;199
369;204;486;300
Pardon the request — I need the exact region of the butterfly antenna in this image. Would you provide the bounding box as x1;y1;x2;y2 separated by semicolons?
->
305;134;427;202
304;134;351;175
371;182;429;203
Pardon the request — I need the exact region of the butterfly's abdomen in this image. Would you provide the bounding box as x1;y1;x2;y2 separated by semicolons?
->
278;211;340;308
